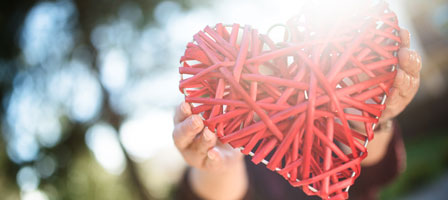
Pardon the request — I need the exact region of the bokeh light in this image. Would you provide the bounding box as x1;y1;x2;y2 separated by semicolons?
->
86;123;126;175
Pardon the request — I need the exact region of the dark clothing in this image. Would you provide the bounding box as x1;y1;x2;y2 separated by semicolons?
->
176;123;405;200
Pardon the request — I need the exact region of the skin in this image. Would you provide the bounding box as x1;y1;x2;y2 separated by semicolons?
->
361;28;421;166
172;28;421;200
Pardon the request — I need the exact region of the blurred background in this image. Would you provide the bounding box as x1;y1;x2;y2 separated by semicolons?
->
0;0;447;199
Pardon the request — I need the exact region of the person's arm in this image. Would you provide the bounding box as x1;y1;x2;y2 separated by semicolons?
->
189;158;248;200
172;102;248;200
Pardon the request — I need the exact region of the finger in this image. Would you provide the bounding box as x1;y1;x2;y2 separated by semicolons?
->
173;115;204;150
393;69;412;98
190;128;217;156
181;128;217;168
204;147;224;170
383;82;417;122
399;28;410;48
398;48;422;78
174;102;192;125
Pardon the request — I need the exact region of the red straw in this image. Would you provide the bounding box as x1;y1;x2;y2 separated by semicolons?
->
179;1;400;199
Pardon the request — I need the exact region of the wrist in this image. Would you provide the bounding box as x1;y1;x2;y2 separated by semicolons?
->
189;156;248;200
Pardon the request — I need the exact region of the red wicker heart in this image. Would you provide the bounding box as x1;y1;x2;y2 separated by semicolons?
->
178;1;400;199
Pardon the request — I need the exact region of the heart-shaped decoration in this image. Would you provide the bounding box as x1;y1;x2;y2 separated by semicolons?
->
178;1;400;199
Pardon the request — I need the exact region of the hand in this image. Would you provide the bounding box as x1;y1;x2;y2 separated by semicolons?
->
361;28;421;166
172;102;248;200
380;28;422;122
172;102;243;171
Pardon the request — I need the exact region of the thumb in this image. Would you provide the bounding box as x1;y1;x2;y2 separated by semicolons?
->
204;147;224;170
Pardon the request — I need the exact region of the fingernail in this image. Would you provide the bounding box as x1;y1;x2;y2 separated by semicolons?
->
396;70;405;84
181;102;189;114
400;49;410;65
397;69;404;78
191;115;202;128
207;150;216;160
203;129;213;141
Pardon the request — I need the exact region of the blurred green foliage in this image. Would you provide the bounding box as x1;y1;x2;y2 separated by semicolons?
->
381;130;448;199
